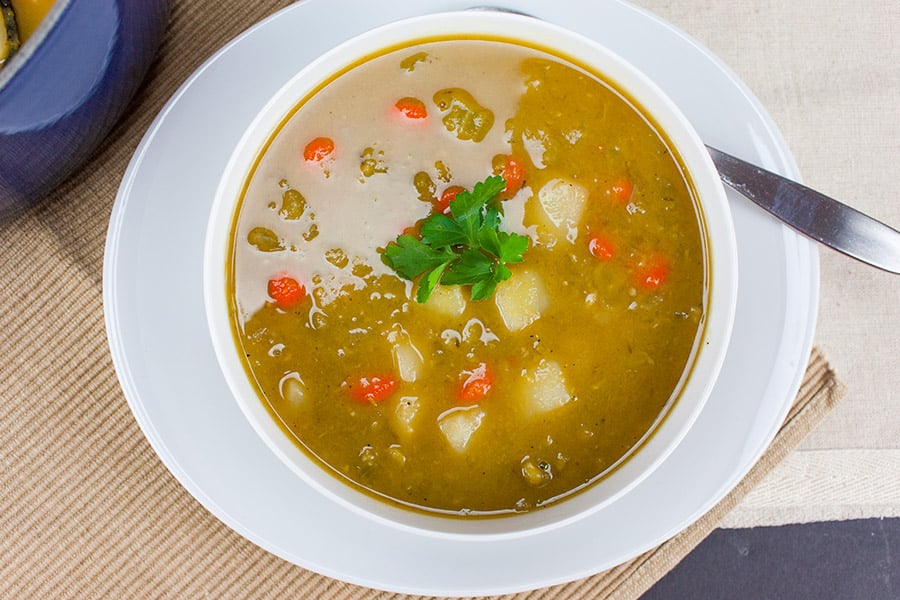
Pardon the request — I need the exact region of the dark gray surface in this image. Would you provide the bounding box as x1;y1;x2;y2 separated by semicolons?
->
643;518;900;600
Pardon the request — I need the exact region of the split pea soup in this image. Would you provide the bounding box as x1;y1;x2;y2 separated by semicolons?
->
226;38;709;516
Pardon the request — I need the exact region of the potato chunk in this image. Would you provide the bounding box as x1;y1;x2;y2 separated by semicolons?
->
438;406;486;453
519;359;572;417
391;338;424;383
279;373;307;408
494;269;549;332
390;396;421;440
536;178;588;243
424;284;466;318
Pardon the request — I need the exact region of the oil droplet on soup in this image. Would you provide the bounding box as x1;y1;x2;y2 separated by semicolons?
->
229;38;706;516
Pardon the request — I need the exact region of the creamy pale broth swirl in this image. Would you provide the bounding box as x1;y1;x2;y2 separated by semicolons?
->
235;43;527;316
229;39;706;516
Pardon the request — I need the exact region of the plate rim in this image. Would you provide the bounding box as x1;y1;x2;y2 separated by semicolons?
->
102;0;820;595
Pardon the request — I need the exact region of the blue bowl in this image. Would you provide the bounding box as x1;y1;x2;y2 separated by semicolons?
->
0;0;171;215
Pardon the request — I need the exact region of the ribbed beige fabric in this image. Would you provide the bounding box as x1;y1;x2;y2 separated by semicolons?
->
0;2;845;598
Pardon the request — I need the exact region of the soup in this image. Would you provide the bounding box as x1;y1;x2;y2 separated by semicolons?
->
228;38;707;516
1;0;55;69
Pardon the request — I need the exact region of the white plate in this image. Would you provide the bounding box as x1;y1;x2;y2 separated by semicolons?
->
103;0;819;595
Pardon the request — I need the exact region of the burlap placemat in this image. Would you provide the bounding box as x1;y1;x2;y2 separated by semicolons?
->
0;2;845;598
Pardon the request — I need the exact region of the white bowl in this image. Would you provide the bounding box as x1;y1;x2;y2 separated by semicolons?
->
204;10;738;541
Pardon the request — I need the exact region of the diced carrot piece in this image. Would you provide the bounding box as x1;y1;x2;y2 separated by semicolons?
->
607;178;633;204
267;276;306;309
588;235;615;261
500;156;525;198
634;256;669;290
303;136;334;162
347;375;398;405
436;185;465;214
458;363;493;404
395;97;428;119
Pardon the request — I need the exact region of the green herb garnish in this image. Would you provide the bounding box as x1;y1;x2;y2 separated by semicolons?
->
382;175;530;303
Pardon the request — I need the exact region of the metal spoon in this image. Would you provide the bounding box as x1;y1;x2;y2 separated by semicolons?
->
707;146;900;274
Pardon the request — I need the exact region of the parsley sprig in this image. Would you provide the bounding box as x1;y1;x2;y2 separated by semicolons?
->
382;175;530;303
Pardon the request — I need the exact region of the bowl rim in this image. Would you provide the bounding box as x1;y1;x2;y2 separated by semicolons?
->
203;9;738;541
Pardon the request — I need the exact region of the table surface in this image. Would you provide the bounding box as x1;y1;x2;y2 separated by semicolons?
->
636;1;900;528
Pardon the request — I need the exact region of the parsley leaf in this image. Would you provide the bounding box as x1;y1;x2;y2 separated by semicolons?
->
381;234;455;279
417;261;452;303
495;230;529;264
380;174;531;302
442;249;494;285
419;214;468;247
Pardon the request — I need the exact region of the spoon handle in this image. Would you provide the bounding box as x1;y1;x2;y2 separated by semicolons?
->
707;145;900;274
